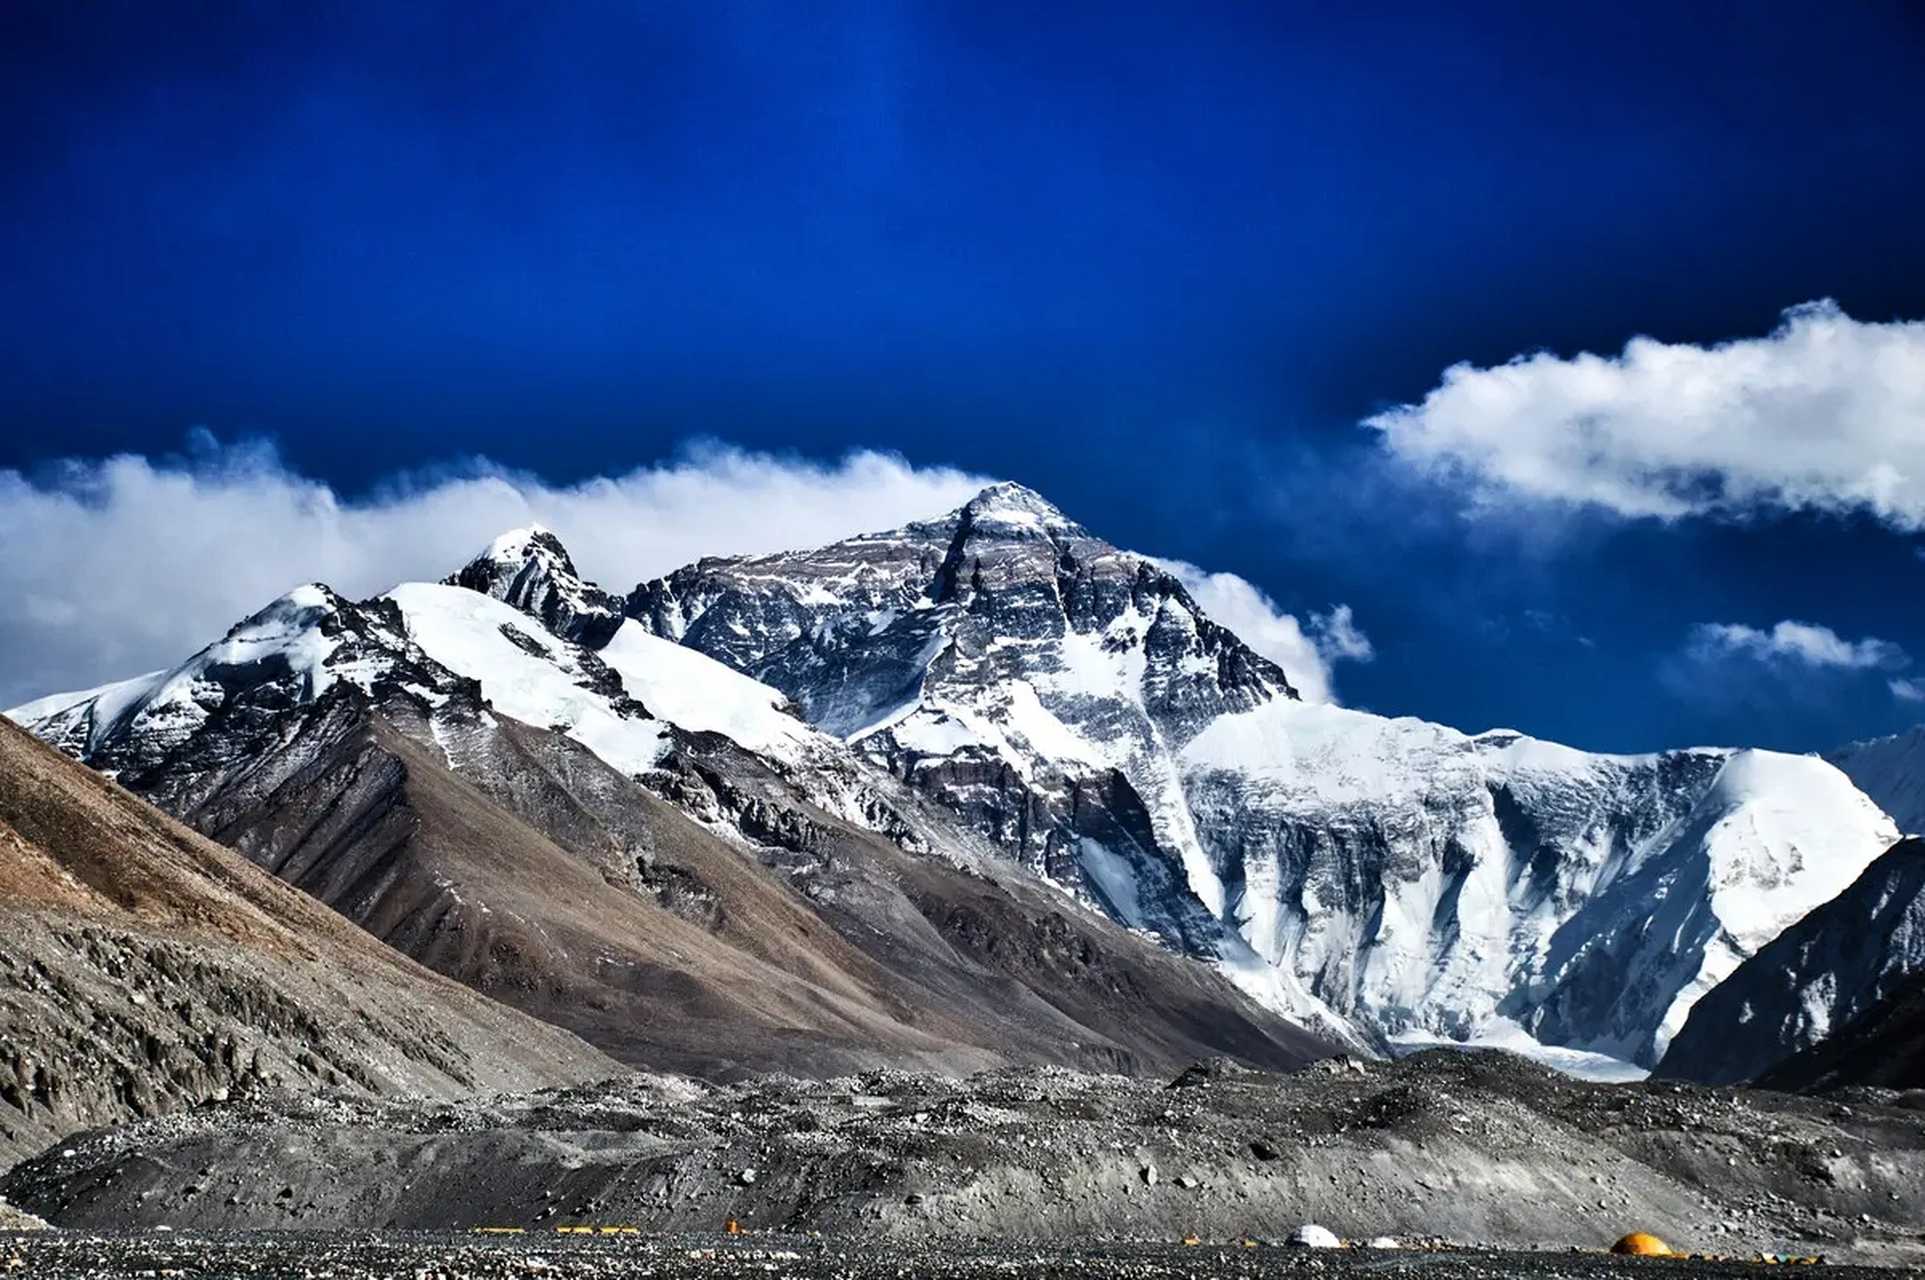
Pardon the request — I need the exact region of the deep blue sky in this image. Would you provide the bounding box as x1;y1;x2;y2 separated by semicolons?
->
4;1;1925;753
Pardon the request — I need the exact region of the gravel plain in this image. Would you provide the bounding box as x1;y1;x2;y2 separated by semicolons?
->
0;1231;1906;1280
7;1051;1924;1270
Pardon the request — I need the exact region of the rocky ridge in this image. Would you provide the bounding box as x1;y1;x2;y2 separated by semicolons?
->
1659;838;1925;1086
449;525;629;649
1758;971;1925;1092
1830;726;1925;837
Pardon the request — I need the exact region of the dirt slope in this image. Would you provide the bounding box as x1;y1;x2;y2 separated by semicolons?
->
0;716;616;1168
162;687;1335;1078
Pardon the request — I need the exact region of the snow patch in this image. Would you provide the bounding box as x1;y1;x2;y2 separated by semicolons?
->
1389;1024;1650;1084
388;583;670;776
598;621;815;761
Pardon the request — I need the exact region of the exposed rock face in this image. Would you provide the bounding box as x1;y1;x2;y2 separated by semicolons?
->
0;715;614;1168
627;484;1333;1028
1659;838;1925;1087
622;485;1900;1067
8;551;1338;1081
14;585;474;811
447;526;627;648
1757;970;1925;1092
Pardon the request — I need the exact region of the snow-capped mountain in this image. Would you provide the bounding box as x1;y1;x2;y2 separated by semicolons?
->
12;485;1904;1072
14;562;868;833
1183;706;1897;1066
9;529;1338;1078
1829;725;1925;836
1657;837;1925;1086
622;483;1901;1068
13;585;472;811
630;482;1327;1021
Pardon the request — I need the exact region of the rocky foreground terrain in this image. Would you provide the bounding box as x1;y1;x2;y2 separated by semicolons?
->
0;1232;1908;1280
6;1051;1923;1269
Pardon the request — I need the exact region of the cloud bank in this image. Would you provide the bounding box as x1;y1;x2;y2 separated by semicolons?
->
1160;561;1372;705
0;437;1364;713
0;439;988;707
1368;301;1925;527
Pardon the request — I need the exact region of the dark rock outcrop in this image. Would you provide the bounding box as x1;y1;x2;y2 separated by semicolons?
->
1658;839;1925;1087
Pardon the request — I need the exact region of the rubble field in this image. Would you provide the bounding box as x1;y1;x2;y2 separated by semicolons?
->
5;1050;1922;1268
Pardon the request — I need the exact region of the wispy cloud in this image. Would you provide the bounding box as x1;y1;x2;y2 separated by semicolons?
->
1159;560;1371;705
0;435;990;707
1669;618;1919;711
1368;301;1925;528
1685;620;1907;672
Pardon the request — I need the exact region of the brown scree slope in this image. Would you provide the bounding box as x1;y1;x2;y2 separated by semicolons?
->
163;682;1338;1080
0;714;617;1167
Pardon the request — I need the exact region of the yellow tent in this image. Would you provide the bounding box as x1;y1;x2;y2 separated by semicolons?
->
1610;1232;1672;1256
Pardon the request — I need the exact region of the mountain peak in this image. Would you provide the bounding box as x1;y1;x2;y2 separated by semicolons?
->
224;582;345;638
954;482;1083;537
476;524;572;573
449;526;624;648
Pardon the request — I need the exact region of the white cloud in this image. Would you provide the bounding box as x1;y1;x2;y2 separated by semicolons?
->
1367;301;1925;527
0;437;989;708
1671;619;1924;711
1159;561;1371;705
1685;620;1907;672
1309;603;1373;665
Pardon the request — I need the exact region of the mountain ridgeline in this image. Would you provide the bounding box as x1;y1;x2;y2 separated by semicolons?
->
1657;838;1925;1086
9;483;1912;1081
